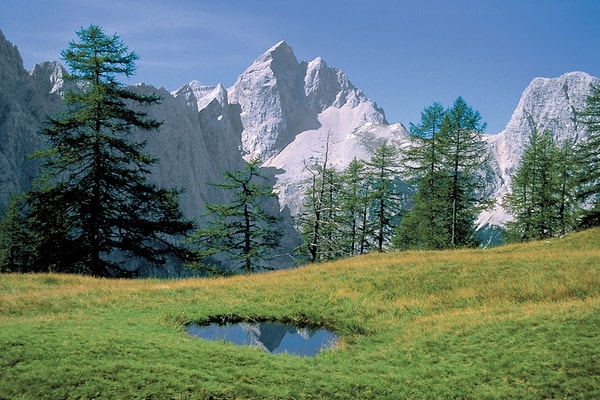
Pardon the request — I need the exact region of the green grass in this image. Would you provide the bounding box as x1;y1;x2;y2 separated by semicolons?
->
1;228;599;399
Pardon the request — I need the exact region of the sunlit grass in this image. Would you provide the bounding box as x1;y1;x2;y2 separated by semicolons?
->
1;228;599;399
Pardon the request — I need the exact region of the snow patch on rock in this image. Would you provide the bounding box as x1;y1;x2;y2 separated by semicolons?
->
264;103;408;215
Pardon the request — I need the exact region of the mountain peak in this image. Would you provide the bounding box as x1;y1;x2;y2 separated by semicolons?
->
0;29;26;86
263;40;294;58
172;80;228;111
508;71;598;134
269;40;292;52
525;71;596;96
248;40;298;72
228;40;388;160
30;61;68;94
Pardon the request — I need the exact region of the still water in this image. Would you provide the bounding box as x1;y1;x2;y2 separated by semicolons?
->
186;322;338;356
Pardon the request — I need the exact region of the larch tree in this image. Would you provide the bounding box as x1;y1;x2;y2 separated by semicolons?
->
297;133;346;262
555;138;580;235
366;142;404;252
393;170;453;250
0;194;30;272
395;102;451;249
20;25;195;277
188;158;281;273
577;83;600;227
503;128;561;241
339;158;371;256
401;102;446;179
439;97;489;247
395;98;489;249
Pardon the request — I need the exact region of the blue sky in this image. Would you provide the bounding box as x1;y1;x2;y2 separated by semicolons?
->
2;0;599;133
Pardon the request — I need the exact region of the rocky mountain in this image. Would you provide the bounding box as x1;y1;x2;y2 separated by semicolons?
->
0;31;64;208
227;41;396;161
0;28;597;272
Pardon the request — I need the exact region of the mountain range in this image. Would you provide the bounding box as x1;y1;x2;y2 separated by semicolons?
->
0;29;597;271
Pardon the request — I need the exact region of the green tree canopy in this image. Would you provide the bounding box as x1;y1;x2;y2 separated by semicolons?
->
0;194;30;272
402;102;446;179
395;102;451;250
298;140;406;260
441;97;489;246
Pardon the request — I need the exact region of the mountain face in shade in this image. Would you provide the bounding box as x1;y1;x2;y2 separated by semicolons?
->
0;31;63;208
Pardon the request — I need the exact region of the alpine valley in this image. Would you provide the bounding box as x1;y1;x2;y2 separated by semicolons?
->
0;29;597;274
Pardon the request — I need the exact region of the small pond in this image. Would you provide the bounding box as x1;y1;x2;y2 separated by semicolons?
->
186;321;338;357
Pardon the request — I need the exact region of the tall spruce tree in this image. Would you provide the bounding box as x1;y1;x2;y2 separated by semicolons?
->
188;158;281;273
577;83;600;227
555;138;580;235
20;25;194;276
393;170;453;249
401;102;446;179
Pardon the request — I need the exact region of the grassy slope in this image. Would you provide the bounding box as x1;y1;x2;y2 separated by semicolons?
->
1;228;599;399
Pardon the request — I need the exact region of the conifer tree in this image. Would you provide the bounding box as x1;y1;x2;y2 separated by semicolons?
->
188;158;281;273
298;161;341;261
366;142;404;252
395;99;488;249
19;25;194;276
503;129;561;241
298;157;326;263
0;194;30;272
555;138;580;235
577;83;600;227
297;133;346;262
318;166;345;259
393;170;452;249
401;102;446;179
440;97;489;246
339;158;371;255
395;103;450;249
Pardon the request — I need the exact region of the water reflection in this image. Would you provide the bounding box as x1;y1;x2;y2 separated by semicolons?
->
186;321;338;356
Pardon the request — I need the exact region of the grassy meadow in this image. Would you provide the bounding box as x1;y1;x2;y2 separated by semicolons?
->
1;228;599;399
